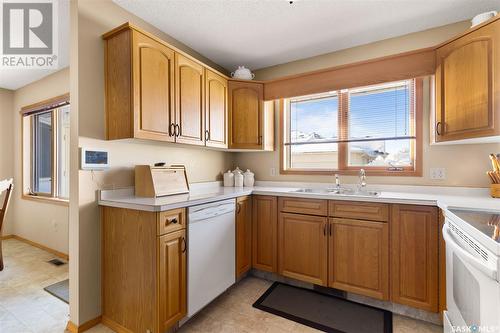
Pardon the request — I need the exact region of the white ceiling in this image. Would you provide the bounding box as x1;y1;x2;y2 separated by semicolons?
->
0;0;69;90
114;0;500;72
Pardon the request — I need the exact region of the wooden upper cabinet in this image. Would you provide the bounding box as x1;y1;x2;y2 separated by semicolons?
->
158;229;187;332
329;218;389;300
104;28;176;142
175;53;205;145
228;80;274;150
205;69;228;148
279;213;328;286
435;19;500;142
391;204;439;312
236;196;252;278
252;195;278;272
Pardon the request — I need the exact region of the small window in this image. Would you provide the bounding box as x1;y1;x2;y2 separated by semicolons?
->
22;95;70;202
282;79;421;175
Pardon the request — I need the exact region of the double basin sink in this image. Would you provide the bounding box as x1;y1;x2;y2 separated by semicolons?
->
291;187;380;197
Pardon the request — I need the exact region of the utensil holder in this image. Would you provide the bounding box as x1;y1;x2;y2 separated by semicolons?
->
491;184;500;198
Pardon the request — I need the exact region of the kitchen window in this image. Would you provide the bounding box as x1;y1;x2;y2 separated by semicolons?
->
21;94;70;202
281;79;422;175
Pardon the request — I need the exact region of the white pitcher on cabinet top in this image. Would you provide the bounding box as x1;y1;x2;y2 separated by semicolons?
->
230;66;255;80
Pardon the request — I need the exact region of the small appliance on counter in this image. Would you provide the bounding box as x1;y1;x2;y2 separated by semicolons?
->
487;153;500;198
135;164;189;197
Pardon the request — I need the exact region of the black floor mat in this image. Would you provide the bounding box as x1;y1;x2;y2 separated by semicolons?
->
44;279;69;304
253;282;392;333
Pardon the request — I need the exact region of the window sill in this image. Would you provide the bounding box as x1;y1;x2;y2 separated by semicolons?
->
280;169;422;177
22;194;69;206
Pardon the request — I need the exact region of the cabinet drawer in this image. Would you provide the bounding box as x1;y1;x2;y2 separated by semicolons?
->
157;208;186;235
278;197;328;216
329;201;389;222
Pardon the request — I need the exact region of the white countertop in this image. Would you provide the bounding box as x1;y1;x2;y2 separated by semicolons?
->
98;181;500;213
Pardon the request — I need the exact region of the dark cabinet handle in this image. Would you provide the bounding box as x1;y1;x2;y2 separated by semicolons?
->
329;223;332;236
323;224;326;236
436;122;442;136
181;237;187;253
236;203;241;214
169;123;175;137
165;217;178;226
175;124;180;137
205;130;210;141
258;135;262;145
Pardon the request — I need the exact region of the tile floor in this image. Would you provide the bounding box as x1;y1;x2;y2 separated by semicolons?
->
0;239;442;333
0;238;69;333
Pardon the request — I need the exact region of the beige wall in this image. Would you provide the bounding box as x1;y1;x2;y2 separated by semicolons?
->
0;89;14;235
10;68;70;254
237;25;500;188
72;0;233;324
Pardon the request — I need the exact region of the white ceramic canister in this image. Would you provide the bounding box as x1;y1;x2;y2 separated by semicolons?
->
232;166;243;176
243;169;255;187
234;172;244;187
223;170;234;187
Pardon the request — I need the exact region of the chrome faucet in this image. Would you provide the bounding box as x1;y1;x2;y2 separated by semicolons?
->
334;174;341;190
358;169;367;191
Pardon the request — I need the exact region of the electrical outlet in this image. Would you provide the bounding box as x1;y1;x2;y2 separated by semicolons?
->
430;168;446;180
270;167;276;177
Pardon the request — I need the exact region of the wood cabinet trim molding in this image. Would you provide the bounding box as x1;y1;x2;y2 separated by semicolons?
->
329;200;389;222
102;22;229;79
278;197;328;216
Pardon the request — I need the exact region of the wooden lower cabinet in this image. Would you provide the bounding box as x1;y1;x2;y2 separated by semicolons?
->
236;196;252;278
329;218;389;300
102;206;187;333
158;229;187;332
391;204;439;312
278;212;328;286
252;195;278;272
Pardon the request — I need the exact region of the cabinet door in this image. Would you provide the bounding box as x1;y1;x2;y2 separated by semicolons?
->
435;20;500;142
132;31;175;142
391;205;438;312
229;81;263;149
175;53;205;145
158;229;187;331
252;195;277;272
236;196;252;278
279;213;328;286
205;69;228;148
329;218;389;300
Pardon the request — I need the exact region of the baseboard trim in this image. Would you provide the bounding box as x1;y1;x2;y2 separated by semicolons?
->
66;316;102;333
6;234;68;260
102;316;135;333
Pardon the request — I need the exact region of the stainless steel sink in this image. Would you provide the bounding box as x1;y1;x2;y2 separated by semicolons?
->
290;188;380;197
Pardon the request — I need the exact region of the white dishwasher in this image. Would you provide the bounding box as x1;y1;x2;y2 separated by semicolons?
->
187;199;236;317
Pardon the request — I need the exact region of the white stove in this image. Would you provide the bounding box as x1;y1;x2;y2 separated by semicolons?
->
443;209;500;333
